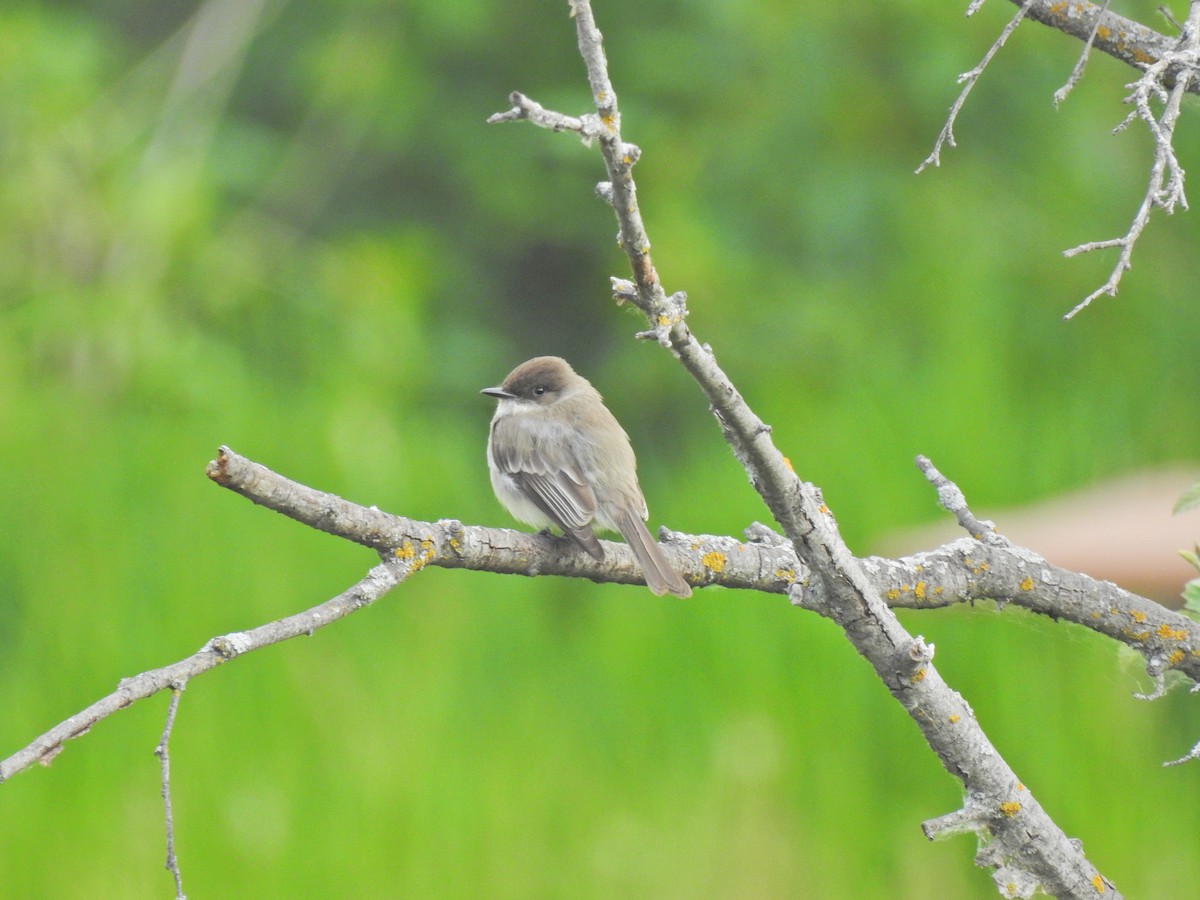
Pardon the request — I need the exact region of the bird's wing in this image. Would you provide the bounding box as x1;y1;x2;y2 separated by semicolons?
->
490;416;603;559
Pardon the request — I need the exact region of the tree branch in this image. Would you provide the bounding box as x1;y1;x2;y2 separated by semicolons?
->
927;0;1200;315
1061;1;1198;318
155;683;187;900
1016;0;1193;79
204;446;792;594
491;2;1153;894
917;0;1036;174
0;560;409;784
213;446;1200;692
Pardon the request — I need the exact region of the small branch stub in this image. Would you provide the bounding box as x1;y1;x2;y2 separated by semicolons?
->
915;455;997;540
487;91;603;147
635;291;689;347
894;635;936;683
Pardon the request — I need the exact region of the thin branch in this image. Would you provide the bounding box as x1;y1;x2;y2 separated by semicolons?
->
1062;2;1198;318
932;0;1198;313
485;91;591;137
0;562;408;785
1166;739;1200;766
917;0;1035;173
1053;0;1113;106
155;683;188;900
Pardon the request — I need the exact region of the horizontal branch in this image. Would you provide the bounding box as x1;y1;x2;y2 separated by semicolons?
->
210;445;1200;687
206;445;800;594
864;540;1200;683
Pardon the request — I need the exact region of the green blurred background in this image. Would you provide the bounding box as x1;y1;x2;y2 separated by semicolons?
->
3;0;1199;896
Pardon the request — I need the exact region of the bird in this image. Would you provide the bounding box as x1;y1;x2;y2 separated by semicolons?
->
481;356;691;597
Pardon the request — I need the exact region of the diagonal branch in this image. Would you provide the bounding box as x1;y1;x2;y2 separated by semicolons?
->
0;560;409;785
917;0;1035;173
4;441;1194;806
493;2;1129;895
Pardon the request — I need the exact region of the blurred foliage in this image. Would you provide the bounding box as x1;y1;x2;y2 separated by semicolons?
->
2;0;1199;897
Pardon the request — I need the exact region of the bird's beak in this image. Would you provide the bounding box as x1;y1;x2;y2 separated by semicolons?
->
481;386;515;400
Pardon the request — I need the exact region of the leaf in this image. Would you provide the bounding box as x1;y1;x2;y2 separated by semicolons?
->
1183;579;1200;618
1173;479;1200;514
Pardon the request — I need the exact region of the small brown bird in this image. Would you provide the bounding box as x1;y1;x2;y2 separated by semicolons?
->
482;356;691;598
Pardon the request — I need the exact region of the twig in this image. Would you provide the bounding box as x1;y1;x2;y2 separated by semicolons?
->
926;1;1199;312
1165;739;1200;767
155;683;188;900
485;91;593;139
0;561;408;784
1062;2;1198;318
1053;0;1113;106
916;0;1035;173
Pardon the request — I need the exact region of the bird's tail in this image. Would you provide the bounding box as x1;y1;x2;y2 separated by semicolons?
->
614;510;692;598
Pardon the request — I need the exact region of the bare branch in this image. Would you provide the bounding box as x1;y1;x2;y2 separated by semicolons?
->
4;439;1194;878
915;454;997;540
1062;3;1198;317
917;0;1035;173
211;447;1200;691
868;540;1200;686
498;3;1127;894
0;562;409;785
1166;739;1200;766
155;684;187;900
1053;0;1113;106
205;446;789;595
1011;0;1193;82
486;91;594;140
933;0;1199;312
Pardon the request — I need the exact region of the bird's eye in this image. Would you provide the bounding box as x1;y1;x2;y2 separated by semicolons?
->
533;385;547;396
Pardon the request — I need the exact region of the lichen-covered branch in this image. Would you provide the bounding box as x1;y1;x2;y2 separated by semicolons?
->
205;446;789;594
1015;0;1192;79
206;446;1200;694
3;440;1191;818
